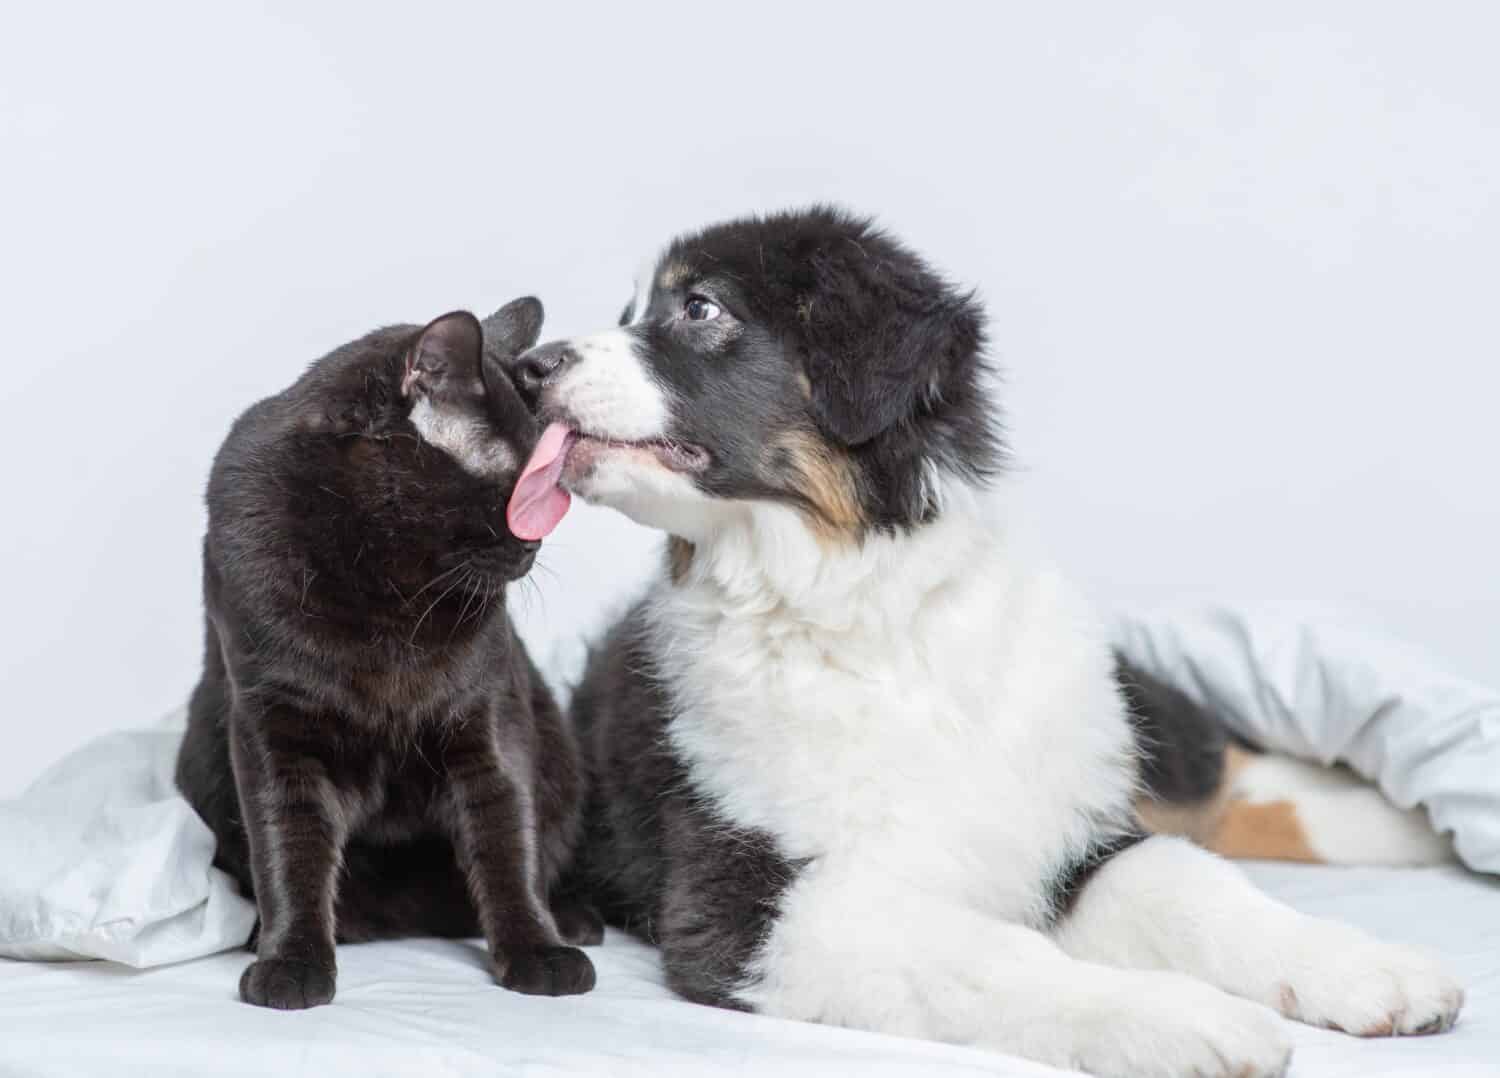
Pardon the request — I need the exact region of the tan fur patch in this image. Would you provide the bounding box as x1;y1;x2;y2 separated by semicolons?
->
1135;799;1221;845
658;260;692;288
1208;800;1322;863
667;537;695;585
1135;743;1257;844
770;431;865;542
1138;743;1325;862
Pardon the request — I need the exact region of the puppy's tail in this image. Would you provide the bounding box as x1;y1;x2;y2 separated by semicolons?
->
1118;653;1454;867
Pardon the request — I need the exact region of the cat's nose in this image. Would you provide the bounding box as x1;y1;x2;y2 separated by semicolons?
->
512;341;575;404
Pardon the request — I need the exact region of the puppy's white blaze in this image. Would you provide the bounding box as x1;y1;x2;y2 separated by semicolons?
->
409;397;516;479
554;329;671;442
629;254;659;325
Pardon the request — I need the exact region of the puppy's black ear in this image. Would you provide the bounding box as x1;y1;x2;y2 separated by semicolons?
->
800;245;984;447
482;296;545;361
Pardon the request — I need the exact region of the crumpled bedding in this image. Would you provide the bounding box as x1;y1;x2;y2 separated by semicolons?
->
3;604;1496;971
0;719;253;966
1;863;1494;1077
1114;602;1500;874
0;605;1496;1076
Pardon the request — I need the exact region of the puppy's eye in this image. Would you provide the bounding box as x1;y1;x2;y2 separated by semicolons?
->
683;296;721;322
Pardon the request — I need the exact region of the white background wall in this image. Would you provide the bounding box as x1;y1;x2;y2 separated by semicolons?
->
2;2;1496;796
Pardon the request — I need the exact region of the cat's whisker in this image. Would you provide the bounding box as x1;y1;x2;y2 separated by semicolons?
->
407;560;472;605
452;571;486;636
515;573;543;616
408;563;472;643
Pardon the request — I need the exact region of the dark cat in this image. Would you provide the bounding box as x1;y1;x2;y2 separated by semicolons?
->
176;300;599;1010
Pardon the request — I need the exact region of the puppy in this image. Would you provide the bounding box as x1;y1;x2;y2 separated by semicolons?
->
505;208;1464;1077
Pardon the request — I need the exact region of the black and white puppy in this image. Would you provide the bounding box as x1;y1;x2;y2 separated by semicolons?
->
506;208;1463;1078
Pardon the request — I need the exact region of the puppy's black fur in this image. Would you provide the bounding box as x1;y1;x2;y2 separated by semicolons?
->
176;301;599;1010
1116;652;1232;805
567;605;800;1008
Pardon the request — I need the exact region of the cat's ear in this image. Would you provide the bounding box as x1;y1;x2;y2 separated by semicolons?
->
481;296;544;361
402;310;484;397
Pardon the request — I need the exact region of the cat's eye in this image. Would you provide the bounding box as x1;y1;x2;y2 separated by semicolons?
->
618;302;634;327
683;296;721;322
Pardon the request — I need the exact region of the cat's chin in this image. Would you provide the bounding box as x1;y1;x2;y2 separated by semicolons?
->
427;538;537;588
469;542;537;583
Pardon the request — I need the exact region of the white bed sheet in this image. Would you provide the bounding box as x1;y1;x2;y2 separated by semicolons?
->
1;864;1495;1078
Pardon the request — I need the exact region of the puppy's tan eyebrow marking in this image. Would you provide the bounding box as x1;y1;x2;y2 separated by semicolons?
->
658;260;693;289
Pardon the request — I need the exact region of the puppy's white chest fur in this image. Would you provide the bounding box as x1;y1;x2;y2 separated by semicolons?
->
650;502;1137;924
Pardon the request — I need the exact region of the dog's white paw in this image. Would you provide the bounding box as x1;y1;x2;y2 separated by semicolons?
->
1268;917;1464;1037
1040;970;1292;1078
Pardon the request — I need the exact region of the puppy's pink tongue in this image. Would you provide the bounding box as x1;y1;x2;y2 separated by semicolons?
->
507;422;574;541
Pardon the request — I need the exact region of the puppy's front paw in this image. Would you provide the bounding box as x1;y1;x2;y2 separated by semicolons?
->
239;958;336;1009
496;945;596;996
1063;971;1292;1078
1270;918;1464;1037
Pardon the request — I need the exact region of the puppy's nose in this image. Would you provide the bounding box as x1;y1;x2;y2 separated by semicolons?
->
512;341;574;403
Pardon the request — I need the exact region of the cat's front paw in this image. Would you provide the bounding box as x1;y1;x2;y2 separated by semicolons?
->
240;958;337;1009
552;900;605;946
1269;918;1464;1036
496;945;596;996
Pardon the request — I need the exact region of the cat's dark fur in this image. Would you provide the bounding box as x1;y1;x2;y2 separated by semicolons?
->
176;300;600;1010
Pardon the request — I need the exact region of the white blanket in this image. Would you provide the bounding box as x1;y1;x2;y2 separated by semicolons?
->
1;864;1495;1077
0;720;253;966
3;605;1497;970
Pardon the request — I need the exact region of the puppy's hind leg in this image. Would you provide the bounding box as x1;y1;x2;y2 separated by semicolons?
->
1051;835;1465;1037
